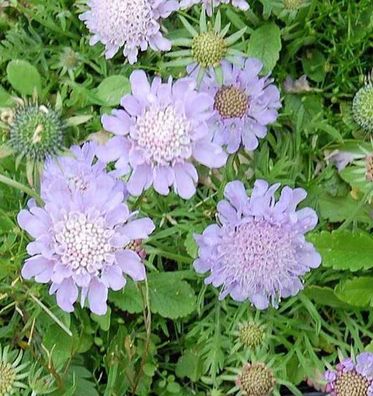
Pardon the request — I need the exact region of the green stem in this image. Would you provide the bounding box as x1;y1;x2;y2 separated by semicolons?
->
0;173;43;205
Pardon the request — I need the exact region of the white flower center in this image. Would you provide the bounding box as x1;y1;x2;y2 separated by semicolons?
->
219;219;297;296
134;105;192;165
54;213;113;275
91;0;153;47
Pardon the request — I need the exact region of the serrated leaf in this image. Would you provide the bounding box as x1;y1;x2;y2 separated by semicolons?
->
109;280;143;313
335;277;373;307
309;230;373;271
6;60;42;95
246;23;282;74
148;273;196;319
94;75;130;106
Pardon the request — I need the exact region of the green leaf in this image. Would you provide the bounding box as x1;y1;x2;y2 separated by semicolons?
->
246;23;282;74
335;277;373;307
302;49;326;82
303;286;351;309
184;231;198;259
176;350;203;382
94;75;130;106
109;280;143;314
44;324;74;369
91;307;111;331
0;85;13;107
318;193;372;223
6;60;42;95
148;273;197;319
309;230;373;271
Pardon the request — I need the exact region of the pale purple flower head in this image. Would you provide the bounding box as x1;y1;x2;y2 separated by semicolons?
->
193;179;321;309
198;58;281;154
96;70;227;199
180;0;249;15
325;353;373;395
18;143;155;315
79;0;179;64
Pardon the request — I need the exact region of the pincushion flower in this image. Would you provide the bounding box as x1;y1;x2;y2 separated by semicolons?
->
325;352;373;395
96;70;227;199
193;180;321;309
18;143;155;315
199;58;281;153
40;142;128;201
79;0;179;64
180;0;249;16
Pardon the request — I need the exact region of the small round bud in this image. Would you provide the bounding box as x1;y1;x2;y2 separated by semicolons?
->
192;31;226;68
352;84;373;133
283;0;304;10
237;362;276;396
8;104;65;161
239;323;265;349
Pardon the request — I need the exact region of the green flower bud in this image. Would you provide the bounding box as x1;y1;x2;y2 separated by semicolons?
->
9;104;65;161
237;362;276;396
353;84;373;133
239;323;265;349
192;31;226;68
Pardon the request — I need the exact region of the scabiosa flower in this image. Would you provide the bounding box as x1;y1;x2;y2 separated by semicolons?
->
193;180;321;309
167;10;246;84
18;143;155;315
236;362;276;396
325;353;373;396
96;70;227;199
79;0;179;64
198;58;281;153
353;73;373;133
40;142;128;202
0;344;29;395
180;0;249;16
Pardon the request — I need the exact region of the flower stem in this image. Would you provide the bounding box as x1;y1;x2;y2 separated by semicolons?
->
131;279;152;395
0;173;43;205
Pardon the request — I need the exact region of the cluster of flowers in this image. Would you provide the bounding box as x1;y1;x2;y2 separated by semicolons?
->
16;0;322;322
11;0;373;394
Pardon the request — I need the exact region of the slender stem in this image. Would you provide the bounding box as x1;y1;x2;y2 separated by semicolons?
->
131;279;152;395
0;173;43;205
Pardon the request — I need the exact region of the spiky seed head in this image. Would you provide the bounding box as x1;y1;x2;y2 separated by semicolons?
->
239;323;265;349
9;104;65;161
237;363;276;396
191;31;226;68
353;84;373;133
283;0;304;10
214;85;249;119
334;371;370;396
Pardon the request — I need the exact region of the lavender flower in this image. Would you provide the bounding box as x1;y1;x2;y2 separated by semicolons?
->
79;0;179;64
198;59;281;153
325;353;373;395
96;70;227;199
180;0;249;15
18;143;154;315
193;180;321;309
